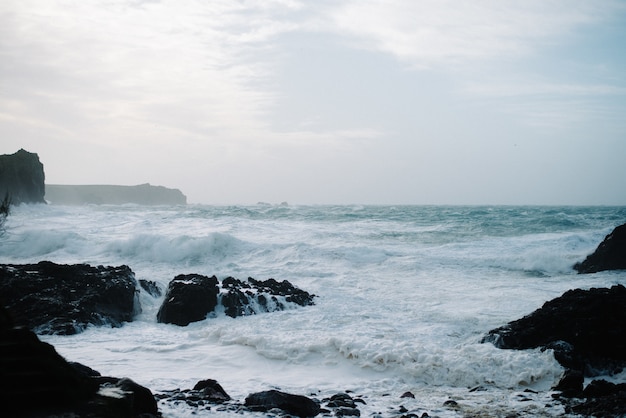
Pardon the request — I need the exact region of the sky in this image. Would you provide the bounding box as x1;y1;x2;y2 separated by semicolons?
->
1;0;626;205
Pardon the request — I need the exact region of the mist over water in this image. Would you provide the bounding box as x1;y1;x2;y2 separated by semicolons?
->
2;204;625;417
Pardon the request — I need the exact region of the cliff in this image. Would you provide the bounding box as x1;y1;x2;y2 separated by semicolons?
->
0;149;46;204
45;183;187;205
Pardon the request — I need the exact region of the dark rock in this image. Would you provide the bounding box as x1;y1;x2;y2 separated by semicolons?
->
562;379;626;417
156;274;219;326
0;149;46;205
193;379;231;402
245;389;321;417
156;274;316;325
482;285;626;375
0;305;158;417
139;279;162;298
574;223;626;273
554;369;584;397
0;261;140;335
400;391;415;399
335;406;361;416
327;393;356;408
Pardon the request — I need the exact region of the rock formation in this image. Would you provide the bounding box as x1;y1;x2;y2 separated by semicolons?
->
574;223;626;273
0;149;46;204
45;183;187;205
157;274;316;326
0;305;158;418
0;262;141;335
482;284;626;374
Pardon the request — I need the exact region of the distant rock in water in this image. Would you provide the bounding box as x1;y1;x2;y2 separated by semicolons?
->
0;261;140;335
0;149;46;204
482;284;626;375
157;274;316;326
574;223;626;273
45;183;187;205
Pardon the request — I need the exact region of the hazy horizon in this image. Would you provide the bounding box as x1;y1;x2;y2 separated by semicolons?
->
2;1;626;205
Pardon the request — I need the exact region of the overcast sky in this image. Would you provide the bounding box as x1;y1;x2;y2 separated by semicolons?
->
1;1;625;205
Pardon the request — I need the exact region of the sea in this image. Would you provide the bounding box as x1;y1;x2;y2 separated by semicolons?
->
2;204;626;417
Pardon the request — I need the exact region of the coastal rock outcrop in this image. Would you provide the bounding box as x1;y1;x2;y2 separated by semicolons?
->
574;223;626;273
0;261;140;335
482;284;626;374
157;274;316;326
0;305;158;418
45;183;187;205
0;149;46;205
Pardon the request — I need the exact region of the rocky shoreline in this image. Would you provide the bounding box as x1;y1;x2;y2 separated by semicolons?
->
0;223;625;417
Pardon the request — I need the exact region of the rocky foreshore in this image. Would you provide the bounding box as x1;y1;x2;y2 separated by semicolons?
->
0;222;625;417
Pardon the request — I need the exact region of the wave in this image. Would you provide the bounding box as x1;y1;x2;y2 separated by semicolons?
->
105;232;249;265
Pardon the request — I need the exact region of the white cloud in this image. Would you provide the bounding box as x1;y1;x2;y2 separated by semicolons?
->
328;0;620;69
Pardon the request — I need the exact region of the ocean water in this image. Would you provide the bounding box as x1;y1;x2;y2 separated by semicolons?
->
2;204;626;417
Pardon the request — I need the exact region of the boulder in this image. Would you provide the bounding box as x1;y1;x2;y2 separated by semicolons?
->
574;223;626;273
482;285;626;375
0;305;158;418
0;149;46;205
0;261;139;335
156;274;219;326
245;389;321;417
156;274;316;326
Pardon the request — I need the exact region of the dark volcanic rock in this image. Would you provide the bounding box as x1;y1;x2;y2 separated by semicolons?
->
0;305;158;418
245;389;321;417
157;274;316;325
0;261;139;335
0;149;46;205
574;223;626;273
156;274;219;326
482;285;626;375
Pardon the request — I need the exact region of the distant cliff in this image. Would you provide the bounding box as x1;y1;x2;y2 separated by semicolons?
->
0;149;46;205
45;184;187;205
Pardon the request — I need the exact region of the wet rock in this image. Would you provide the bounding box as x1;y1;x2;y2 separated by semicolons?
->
139;279;162;297
0;261;139;335
482;284;626;375
157;274;316;325
0;305;157;418
245;389;321;417
574;223;626;273
156;274;219;326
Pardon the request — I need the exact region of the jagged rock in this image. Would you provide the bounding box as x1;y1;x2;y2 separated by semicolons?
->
561;379;626;417
157;378;232;410
482;285;626;375
139;279;162;298
157;274;316;325
574;223;626;273
0;149;46;205
0;305;158;418
0;261;140;335
156;274;219;326
245;389;321;417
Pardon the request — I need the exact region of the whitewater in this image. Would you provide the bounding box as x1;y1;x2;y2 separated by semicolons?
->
2;204;625;417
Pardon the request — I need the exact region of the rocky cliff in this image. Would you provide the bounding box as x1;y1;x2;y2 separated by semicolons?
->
0;149;46;204
45;183;187;205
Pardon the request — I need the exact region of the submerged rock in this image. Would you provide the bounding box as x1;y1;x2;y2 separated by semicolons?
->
574;223;626;273
0;261;139;335
482;284;626;375
157;274;316;326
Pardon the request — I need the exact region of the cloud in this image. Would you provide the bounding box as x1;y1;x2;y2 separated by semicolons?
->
328;0;621;69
